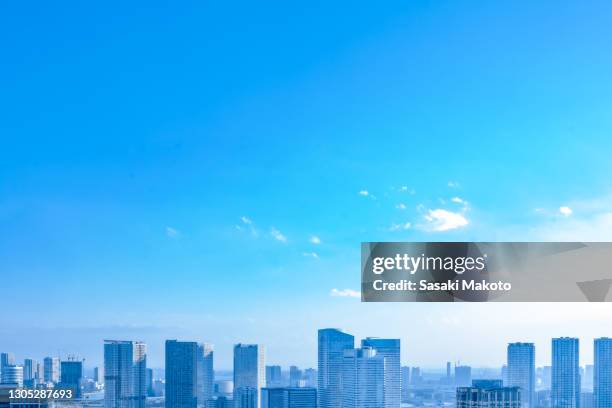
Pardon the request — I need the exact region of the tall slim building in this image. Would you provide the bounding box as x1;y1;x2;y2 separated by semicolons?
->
1;353;15;374
166;340;198;408
23;359;35;382
198;343;214;406
318;329;354;408
594;338;612;408
59;360;84;398
552;337;580;408
43;357;60;384
233;344;265;408
507;343;535;408
360;338;400;408
341;347;385;408
289;367;302;388
400;366;410;403
104;340;147;408
95;366;105;385
266;366;282;388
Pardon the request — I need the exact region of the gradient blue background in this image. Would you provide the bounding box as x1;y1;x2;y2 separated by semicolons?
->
2;0;612;368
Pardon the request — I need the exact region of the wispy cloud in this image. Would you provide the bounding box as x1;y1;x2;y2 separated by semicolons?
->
303;252;319;259
396;203;407;210
309;235;321;245
236;216;258;237
270;227;288;243
559;206;573;217
166;226;180;238
390;222;412;231
451;197;465;204
359;190;370;196
241;216;252;224
448;181;460;188
399;186;416;194
330;288;360;298
422;209;468;232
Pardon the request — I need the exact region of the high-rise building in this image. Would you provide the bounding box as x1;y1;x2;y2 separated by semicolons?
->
400;366;410;403
507;342;535;408
43;357;60;384
360;338;400;408
166;340;198;408
104;340;147;408
198;344;214;405
233;344;265;408
584;365;594;391
59;360;83;398
341;347;385;408
289;367;302;388
1;353;15;375
552;337;580;408
1;365;23;387
456;385;521;408
455;366;472;388
261;388;316;408
23;359;35;382
318;329;354;408
266;366;282;388
302;369;316;389
94;366;104;385
594;338;612;408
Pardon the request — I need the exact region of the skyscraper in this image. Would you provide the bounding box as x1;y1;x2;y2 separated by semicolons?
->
456;385;521;408
341;347;385;408
455;366;472;388
233;344;265;408
1;353;15;374
198;343;214;406
552;337;580;408
507;342;535;408
1;365;23;386
166;340;198;408
261;388;316;408
94;366;105;385
266;366;282;388
59;360;84;398
289;367;302;387
594;338;612;408
23;359;35;382
43;357;60;384
318;329;354;408
360;338;400;408
104;340;147;408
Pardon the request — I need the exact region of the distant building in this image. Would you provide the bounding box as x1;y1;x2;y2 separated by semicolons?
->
584;365;594;391
318;329;354;408
266;366;282;388
94;366;104;385
104;340;147;408
456;385;521;408
455;366;472;388
233;344;265;408
302;369;316;389
198;344;215;405
261;388;316;408
289;367;302;388
552;338;580;408
1;354;15;374
400;366;410;403
582;392;594;408
59;360;83;398
43;357;60;384
1;365;23;387
507;342;535;408
594;338;612;408
472;380;503;389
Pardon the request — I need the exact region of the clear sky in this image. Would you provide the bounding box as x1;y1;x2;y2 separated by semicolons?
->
3;0;612;370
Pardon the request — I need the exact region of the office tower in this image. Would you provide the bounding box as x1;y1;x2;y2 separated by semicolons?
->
23;359;35;381
145;368;154;397
302;369;316;388
400;366;410;403
583;392;594;408
1;353;15;375
43;357;60;384
410;367;421;385
594;338;612;408
456;385;521;408
342;347;385;408
198;344;214;405
501;365;508;386
552;337;580;408
166;340;198;408
455;366;472;388
1;365;24;387
361;338;400;408
233;344;265;408
104;340;147;408
94;366;104;384
507;342;535;408
542;366;552;390
318;329;354;408
289;367;302;387
266;366;282;388
59;360;83;398
585;365;594;391
261;388;316;408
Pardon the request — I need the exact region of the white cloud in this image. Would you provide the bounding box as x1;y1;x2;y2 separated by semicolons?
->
359;190;369;196
241;216;252;224
309;235;321;244
396;203;407;210
448;181;460;188
399;186;416;194
559;206;573;217
270;227;288;243
166;226;180;238
422;209;468;232
451;197;464;204
330;288;360;298
303;252;319;259
390;222;412;231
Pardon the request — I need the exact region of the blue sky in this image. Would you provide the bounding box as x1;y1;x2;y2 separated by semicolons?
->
3;0;612;369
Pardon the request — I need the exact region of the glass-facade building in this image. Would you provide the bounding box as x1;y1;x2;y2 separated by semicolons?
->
318;329;354;408
552;337;580;408
166;340;198;408
104;340;147;408
234;344;265;408
594;338;612;408
507;342;535;408
360;338;400;408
